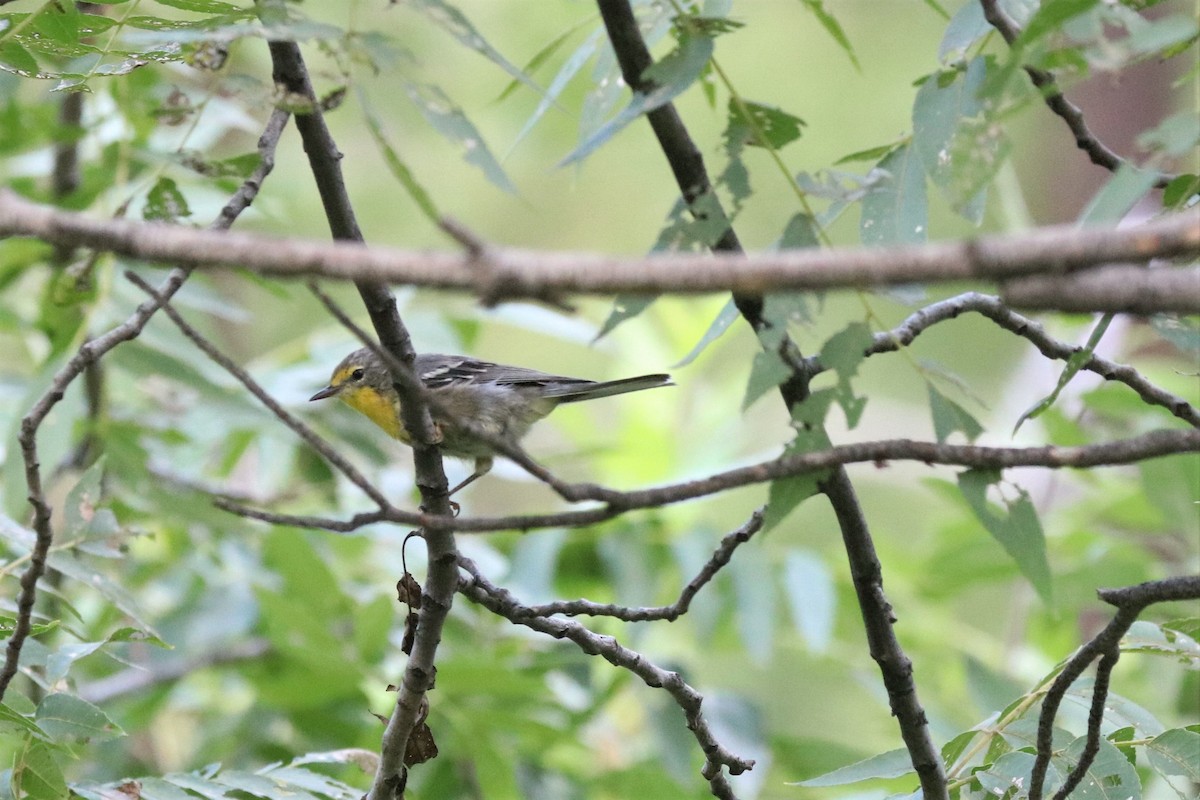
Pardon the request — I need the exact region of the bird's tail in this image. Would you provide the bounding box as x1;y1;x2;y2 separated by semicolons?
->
549;374;673;403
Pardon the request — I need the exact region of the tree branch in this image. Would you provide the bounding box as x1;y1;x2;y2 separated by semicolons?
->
218;427;1200;535
1002;264;1200;313
458;557;755;800
495;510;763;621
1;190;1195;302
263;35;455;800
805;292;1200;428
1029;576;1200;800
978;0;1174;188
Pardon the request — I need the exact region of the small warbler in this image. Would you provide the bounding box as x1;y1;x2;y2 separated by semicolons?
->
310;347;672;494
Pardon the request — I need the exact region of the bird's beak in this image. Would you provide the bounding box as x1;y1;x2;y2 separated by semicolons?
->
309;384;340;401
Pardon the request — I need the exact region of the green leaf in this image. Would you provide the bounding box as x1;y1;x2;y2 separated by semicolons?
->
798;0;859;69
793;747;914;786
34;693;124;742
938;0;990;62
1079;163;1159;224
818;322;872;428
0;703;52;739
595;294;657;342
956;469;1053;604
496;19;589;103
928;383;983;443
62;456;106;539
12;737;69;800
1013;312;1113;433
742;349;792;410
1061;736;1142;800
1137;110;1200;157
834;141;901;165
1162;173;1200;210
509;30;601;153
726;99;806;150
559;32;713;166
144;176;191;222
1015;0;1102;47
1146;728;1200;780
1120;619;1200;665
729;542;777;664
360;93;440;224
408;0;546;99
912;57;1007;223
778;211;822;250
781;549;835;653
674;298;739;368
1151;314;1200;356
154;0;245;12
404;82;515;194
0;40;41;77
861;143;928;245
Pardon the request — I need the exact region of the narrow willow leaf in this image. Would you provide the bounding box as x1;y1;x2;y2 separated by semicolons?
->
510;30;601;153
153;0;244;12
595;294;657;341
404;83;516;194
798;0;859;67
938;0;990;62
360;95;440;224
1016;0;1102;47
781;549;835;652
834;141;900;165
1013;312;1112;433
674;298;739;368
408;0;545;98
730;543;776;664
792;747;915;786
860;143;928;245
957;469;1053;604
928;383;984;443
496;20;586;103
1079;163;1159;224
559;33;713;166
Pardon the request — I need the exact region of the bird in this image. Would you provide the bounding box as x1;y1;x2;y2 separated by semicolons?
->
310;347;672;495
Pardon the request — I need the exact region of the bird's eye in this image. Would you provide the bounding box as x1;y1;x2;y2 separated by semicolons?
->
350;368;366;381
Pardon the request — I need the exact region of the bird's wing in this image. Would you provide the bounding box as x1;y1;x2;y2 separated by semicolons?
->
416;354;592;391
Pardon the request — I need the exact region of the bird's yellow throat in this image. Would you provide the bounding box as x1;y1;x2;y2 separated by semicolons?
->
339;385;407;442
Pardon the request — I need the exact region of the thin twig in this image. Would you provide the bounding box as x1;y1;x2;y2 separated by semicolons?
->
218;426;1200;535
458;557;755;799
1029;575;1200;800
978;0;1174;188
804;292;1200;427
499;510;763;621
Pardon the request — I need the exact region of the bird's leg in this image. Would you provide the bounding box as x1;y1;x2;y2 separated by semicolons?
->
447;456;493;497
